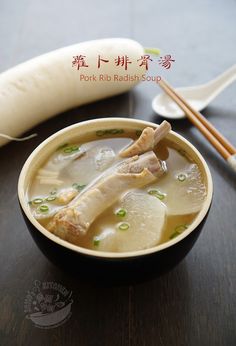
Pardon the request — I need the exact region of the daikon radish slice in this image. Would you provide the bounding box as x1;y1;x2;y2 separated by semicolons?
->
37;169;59;177
155;163;206;215
64;138;132;183
95;192;166;252
38;178;63;186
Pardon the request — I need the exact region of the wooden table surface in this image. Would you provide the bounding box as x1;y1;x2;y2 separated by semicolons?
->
0;1;235;345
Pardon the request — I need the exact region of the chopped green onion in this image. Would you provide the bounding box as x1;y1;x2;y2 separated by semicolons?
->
50;188;58;195
177;173;187;182
148;189;166;200
63;145;79;154
107;129;124;135
96;129;124;137
96;130;106;137
170;224;188;239
109;129;122;134
71;145;79;151
175;224;188;233
63;147;73;153
72;183;86;191
169;231;179;239
136;129;142;137
46;196;57;202
39;205;49;213
118;222;129;231
116;208;127;217
28;201;33;205
57;143;69;150
33;198;44;205
93;237;100;246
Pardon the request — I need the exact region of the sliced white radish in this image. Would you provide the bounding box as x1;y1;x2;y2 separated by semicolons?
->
64;138;132;183
37;178;63;186
37;168;58;177
94;192;166;252
154;162;206;215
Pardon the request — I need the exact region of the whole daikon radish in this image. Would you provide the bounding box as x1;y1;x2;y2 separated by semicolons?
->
0;38;144;147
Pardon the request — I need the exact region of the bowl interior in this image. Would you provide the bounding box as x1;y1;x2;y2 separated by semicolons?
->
18;118;213;258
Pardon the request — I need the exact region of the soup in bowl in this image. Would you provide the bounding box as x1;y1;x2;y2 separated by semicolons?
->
18;118;213;283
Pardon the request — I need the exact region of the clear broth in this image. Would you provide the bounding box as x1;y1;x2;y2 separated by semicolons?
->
27;129;206;252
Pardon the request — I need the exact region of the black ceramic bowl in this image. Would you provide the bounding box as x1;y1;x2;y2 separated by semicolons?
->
18;118;213;284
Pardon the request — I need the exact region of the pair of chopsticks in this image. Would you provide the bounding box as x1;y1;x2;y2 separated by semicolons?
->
158;78;236;172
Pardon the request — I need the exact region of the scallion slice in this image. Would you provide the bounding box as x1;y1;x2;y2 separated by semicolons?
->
169;231;179;239
50;188;57;195
96;130;106;137
72;183;86;191
57;143;69;150
148;189;165;200
93;237;100;246
116;208;127;217
96;129;124;137
175;224;188;233
63;147;73;153
118;222;129;231
177;173;187;182
33;198;44;205
63;145;79;154
39;205;49;213
170;224;188;239
109;129;121;134
46;196;57;202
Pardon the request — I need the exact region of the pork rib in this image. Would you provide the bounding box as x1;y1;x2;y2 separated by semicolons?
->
120;120;171;158
48;151;166;244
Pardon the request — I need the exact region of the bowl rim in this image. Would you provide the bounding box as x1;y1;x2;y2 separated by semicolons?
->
18;117;213;259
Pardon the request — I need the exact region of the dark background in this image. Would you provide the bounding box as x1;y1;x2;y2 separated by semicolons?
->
0;0;235;345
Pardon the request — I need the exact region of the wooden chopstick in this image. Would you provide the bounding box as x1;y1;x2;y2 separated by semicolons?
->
158;78;236;161
159;78;236;156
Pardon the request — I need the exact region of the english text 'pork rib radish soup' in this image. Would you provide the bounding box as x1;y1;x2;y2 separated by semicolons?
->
27;122;207;253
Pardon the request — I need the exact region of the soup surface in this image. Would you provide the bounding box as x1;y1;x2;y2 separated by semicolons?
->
28;128;207;252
